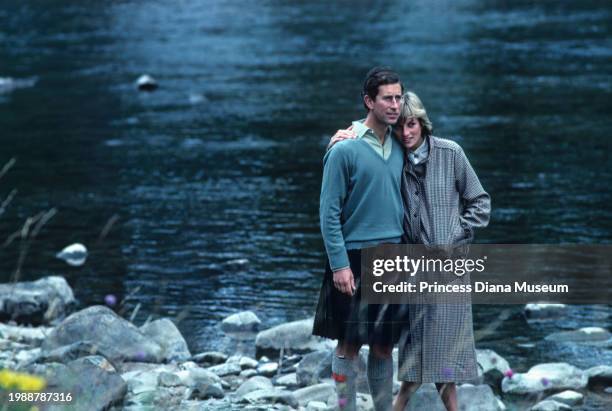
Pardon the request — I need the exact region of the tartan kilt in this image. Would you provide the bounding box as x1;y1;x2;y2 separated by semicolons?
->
312;248;409;346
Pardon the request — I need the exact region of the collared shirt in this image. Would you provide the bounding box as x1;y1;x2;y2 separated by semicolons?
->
407;137;429;165
351;120;394;160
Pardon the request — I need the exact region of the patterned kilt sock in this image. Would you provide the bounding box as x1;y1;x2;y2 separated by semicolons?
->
367;351;393;411
332;354;358;411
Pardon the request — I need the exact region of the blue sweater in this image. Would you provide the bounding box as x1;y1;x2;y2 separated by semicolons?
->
320;135;405;270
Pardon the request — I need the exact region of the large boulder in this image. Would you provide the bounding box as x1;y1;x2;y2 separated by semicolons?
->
502;363;587;394
255;318;334;358
140;318;191;362
45;355;127;411
296;350;333;387
406;384;504;411
524;304;567;319
221;311;261;334
41;306;163;363
0;276;76;324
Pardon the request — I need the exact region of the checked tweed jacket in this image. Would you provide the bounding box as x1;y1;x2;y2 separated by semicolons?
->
398;135;491;383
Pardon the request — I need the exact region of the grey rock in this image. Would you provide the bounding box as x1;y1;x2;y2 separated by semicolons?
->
297;350;333;387
255;318;334;358
136;74;158;91
39;341;108;364
545;327;611;344
275;372;299;388
191;351;227;366
191;380;224;399
530;400;572;411
206;362;242;377
239;356;259;369
586;365;612;386
257;362;279;377
476;349;511;389
306;401;329;411
502;363;587;394
239;388;298;408
140;318;191;362
0;323;52;344
221;311;261;334
407;384;504;411
0;276;76;324
235;376;274;398
524;304;567;318
41;305;163;363
183;367;223;388
45;356;127;411
545;390;584;406
158;371;183;387
240;369;258;379
293;383;335;406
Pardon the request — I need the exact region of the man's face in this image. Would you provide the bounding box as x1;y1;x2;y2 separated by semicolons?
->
365;83;402;126
395;116;423;151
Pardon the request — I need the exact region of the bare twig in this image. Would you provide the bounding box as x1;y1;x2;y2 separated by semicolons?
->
0;188;17;218
0;157;16;181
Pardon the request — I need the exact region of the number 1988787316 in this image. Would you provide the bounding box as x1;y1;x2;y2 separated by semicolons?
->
8;392;73;403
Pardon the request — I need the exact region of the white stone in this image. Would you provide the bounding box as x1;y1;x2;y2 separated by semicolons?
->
545;390;583;406
502;363;587;394
221;311;261;334
531;400;571;411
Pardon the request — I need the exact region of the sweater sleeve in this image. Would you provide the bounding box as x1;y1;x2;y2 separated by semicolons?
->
320;145;351;271
454;147;491;237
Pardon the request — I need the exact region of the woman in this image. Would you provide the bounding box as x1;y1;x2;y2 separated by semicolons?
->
329;91;491;411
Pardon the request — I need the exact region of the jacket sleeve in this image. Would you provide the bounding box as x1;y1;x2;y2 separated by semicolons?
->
454;147;491;238
320;145;351;271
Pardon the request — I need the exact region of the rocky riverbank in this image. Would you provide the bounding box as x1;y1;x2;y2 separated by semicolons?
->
0;277;610;410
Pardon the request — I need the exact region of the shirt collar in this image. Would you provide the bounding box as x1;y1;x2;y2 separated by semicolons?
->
408;136;429;165
351;120;393;144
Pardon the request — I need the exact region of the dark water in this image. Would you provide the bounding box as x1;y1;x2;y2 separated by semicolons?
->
0;0;611;407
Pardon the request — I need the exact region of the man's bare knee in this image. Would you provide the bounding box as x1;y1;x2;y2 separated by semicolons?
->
370;343;393;359
336;341;361;359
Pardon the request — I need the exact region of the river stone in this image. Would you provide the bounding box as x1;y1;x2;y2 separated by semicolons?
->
191;380;224;399
502;363;587;394
545;390;584;406
235;376;274;398
0;276;76;324
158;371;182;387
406;384;504;411
306;400;329;411
296;350;332;387
239;388;298;408
476;349;511;388
545;327;611;343
293;383;335;406
136;74;158;91
41;305;163;363
530;400;572;411
257;362;279;377
275;372;299;388
239;356;258;369
206;362;242;377
221;311;261;333
46;356;127;410
191;351;227;366
255;318;334;358
0;323;53;344
240;369;258;378
524;304;567;318
140;318;191;362
585;365;612;386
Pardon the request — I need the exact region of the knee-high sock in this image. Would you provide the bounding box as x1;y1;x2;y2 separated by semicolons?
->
367;352;393;411
332;354;358;411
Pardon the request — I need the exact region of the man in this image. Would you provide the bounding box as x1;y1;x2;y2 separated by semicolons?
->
313;67;405;411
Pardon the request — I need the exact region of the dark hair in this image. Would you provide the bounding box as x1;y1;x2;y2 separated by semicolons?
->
361;66;403;111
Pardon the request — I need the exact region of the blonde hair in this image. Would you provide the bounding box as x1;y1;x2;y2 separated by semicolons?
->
398;91;433;136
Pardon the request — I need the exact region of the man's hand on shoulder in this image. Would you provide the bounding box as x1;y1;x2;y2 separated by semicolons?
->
327;125;356;151
333;267;356;296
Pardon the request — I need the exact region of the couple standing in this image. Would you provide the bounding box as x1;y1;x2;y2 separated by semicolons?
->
313;67;491;411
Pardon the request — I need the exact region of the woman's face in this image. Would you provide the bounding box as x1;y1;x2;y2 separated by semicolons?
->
396;116;423;151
